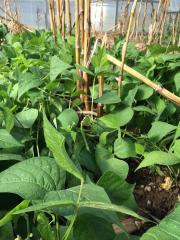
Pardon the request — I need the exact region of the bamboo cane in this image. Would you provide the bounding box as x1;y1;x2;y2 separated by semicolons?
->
80;0;84;58
174;12;180;44
159;0;171;44
107;54;180;106
4;0;7;23
135;0;142;40
56;0;61;32
122;0;130;35
100;0;103;37
0;6;33;32
61;0;65;39
48;0;56;40
129;10;137;39
83;0;91;111
154;0;167;43
97;75;104;117
65;0;71;36
141;0;147;39
118;0;138;96
147;0;157;44
75;0;81;90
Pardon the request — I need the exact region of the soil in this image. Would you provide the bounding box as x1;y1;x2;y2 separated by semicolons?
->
126;162;180;234
133;169;179;220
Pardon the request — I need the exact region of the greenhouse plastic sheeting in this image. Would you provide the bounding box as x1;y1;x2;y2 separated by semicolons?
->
0;0;179;31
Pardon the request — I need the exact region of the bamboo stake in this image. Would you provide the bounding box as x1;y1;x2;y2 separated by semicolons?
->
107;54;180;106
154;0;167;43
122;0;130;35
100;0;103;36
141;0;147;39
75;0;81;90
0;6;33;32
97;75;104;117
135;0;142;40
48;0;56;40
159;0;170;44
56;0;61;32
174;12;180;44
83;0;91;111
4;0;7;23
129;10;137;39
65;0;71;36
61;0;65;39
148;0;162;44
118;0;138;96
80;0;84;59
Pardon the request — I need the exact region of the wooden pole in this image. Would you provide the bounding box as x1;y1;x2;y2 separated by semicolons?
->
48;0;56;40
107;54;180;106
174;12;180;44
115;0;120;26
159;0;170;44
75;0;81;90
141;0;147;39
83;0;91;111
56;0;61;32
122;0;130;35
65;0;71;36
118;0;138;96
61;0;65;39
135;0;142;40
97;75;104;117
80;0;84;59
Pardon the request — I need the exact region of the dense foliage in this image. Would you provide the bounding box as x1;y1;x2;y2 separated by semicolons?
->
0;27;180;239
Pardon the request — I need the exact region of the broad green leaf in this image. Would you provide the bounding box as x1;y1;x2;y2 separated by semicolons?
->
0;154;24;161
0;200;30;227
50;55;72;81
136;151;180;170
94;91;121;104
141;204;180;240
57;109;79;127
136;85;153;101
79;201;142;220
0;157;65;199
15;184;117;221
174;122;180;141
135;143;145;155
133;106;155;115
15;184;142;220
95;145;113;162
15;108;38;128
160;53;180;62
96;144;129;178
97;155;129;180
3;108;14;132
14;200;74;214
100;107;134;129
174;72;180;93
43;113;83;181
148;121;176;143
123;86;138;106
75;64;94;76
0;222;14;240
74;214;115;240
171;140;180;158
37;213;56;240
114;138;136;159
0;129;22;148
18;72;42;99
98;171;136;208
